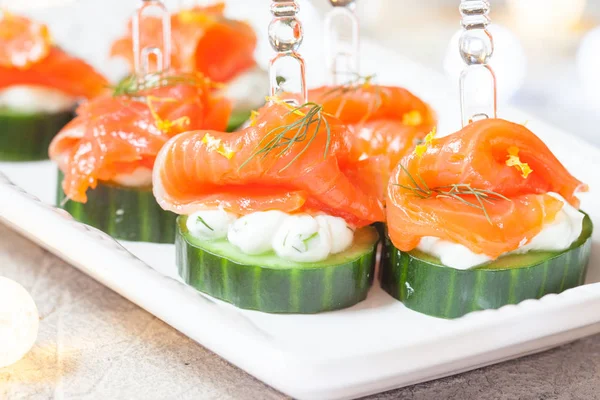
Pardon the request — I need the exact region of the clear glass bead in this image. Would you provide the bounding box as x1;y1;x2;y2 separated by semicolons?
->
460;0;490;29
459;29;493;65
459;0;490;17
268;0;306;104
270;1;299;17
268;17;303;53
458;0;496;126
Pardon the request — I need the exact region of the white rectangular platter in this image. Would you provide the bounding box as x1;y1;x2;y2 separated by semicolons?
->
2;4;600;399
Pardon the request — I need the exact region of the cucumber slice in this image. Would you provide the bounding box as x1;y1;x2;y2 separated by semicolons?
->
176;215;379;313
226;109;251;132
381;213;593;319
57;171;176;243
0;108;74;161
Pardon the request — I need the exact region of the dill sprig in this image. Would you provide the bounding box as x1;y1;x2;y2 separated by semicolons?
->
112;72;220;97
196;215;214;231
239;101;331;172
396;164;511;224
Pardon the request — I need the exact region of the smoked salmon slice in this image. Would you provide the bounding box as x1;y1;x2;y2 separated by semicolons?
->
0;47;109;99
387;118;587;259
152;100;386;227
50;76;232;203
0;11;51;68
310;82;436;168
0;13;107;98
110;3;257;83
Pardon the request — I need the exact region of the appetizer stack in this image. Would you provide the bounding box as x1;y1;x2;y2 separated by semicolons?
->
0;12;107;161
378;0;591;318
51;73;231;243
1;0;591;318
49;1;264;243
153;100;383;312
382;119;592;318
110;3;268;131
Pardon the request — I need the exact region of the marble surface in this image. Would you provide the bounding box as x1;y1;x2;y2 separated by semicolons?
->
2;222;600;400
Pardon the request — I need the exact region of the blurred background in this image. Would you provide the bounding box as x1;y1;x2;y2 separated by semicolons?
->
319;0;600;146
3;0;600;144
324;0;600;145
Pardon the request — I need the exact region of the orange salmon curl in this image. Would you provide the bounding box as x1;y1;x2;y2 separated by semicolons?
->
309;83;436;205
50;80;232;203
386;118;587;259
110;2;256;83
309;83;436;167
0;11;108;99
152;101;386;228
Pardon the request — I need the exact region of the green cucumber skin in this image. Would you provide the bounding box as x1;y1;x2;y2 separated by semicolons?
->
226;110;251;132
0;109;74;161
57;171;176;243
381;215;593;319
176;217;378;314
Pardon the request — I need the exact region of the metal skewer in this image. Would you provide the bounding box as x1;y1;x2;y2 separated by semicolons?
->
268;0;307;104
459;0;496;126
133;0;171;77
325;0;359;85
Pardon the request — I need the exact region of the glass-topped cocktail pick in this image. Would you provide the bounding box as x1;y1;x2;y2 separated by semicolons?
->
133;0;171;77
268;0;307;104
458;0;496;127
325;0;359;85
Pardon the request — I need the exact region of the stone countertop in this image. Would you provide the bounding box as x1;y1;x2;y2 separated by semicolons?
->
1;222;600;400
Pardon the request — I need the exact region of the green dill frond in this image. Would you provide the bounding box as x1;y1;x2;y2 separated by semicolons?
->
394;166;511;224
196;216;214;231
112;72;220;97
302;232;319;247
238;101;332;173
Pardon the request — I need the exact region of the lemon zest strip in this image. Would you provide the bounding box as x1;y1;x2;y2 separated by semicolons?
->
414;127;436;158
202;133;235;159
506;146;533;179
